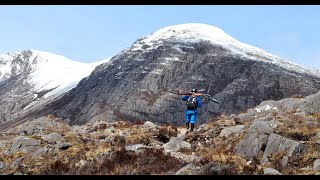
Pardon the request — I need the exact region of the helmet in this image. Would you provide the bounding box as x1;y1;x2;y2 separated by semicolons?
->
191;88;197;93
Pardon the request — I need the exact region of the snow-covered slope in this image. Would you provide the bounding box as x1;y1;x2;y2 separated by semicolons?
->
27;50;111;98
131;23;320;77
0;49;111;99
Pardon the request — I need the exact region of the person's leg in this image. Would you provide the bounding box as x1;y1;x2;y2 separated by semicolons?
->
190;113;197;131
185;113;191;129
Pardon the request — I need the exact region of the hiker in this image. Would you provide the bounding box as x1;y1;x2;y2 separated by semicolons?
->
181;88;203;131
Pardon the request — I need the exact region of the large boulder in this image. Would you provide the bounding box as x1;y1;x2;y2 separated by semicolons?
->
261;133;303;164
41;133;64;144
163;135;191;152
219;125;245;138
234;120;276;159
9;136;40;154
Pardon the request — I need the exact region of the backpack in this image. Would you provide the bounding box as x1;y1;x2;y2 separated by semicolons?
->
186;96;197;109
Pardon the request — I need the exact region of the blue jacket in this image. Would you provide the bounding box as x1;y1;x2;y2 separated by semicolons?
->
182;95;202;113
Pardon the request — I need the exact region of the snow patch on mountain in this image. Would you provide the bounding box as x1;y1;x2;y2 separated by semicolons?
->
0;49;111;99
28;50;111;98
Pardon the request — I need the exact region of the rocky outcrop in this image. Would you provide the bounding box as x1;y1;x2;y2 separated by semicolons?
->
163;135;191;152
9;136;40;154
234;120;276;159
0;98;319;175
219;125;245;138
261;133;303;164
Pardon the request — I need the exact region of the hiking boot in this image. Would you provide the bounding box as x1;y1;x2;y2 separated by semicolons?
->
186;122;190;129
190;123;195;132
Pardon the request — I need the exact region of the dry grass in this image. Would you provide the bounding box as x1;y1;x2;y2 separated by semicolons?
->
275;112;320;142
36;147;185;175
1;110;319;175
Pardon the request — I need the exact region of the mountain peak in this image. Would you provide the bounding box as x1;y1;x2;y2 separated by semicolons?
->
133;23;272;59
131;23;320;78
146;23;236;44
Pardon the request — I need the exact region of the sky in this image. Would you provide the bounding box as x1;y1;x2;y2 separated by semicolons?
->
0;5;320;70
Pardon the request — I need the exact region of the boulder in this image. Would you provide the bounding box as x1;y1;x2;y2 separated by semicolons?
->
219;125;245;138
262;133;303;164
263;168;281;175
42;133;63;144
235;120;275;159
163;135;191;152
313;159;320;172
9;136;40;154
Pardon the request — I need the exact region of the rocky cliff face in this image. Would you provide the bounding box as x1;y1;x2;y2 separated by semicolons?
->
41;23;320;126
0;50;41;124
0;49;108;128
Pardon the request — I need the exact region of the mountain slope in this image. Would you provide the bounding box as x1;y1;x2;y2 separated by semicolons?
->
0;91;319;175
0;49;110;125
3;23;320;128
36;23;320;126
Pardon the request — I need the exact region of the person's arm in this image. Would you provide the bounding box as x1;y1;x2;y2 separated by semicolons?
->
196;96;202;107
182;95;189;101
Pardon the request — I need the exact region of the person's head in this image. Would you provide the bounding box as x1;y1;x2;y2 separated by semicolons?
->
191;88;197;93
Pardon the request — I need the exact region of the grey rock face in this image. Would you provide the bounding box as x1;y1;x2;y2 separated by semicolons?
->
55;141;71;150
0;51;35;125
281;156;289;167
314;159;320;172
142;121;157;129
31;147;49;158
2;28;320;130
9;136;40;154
261;133;303;164
236;111;258;122
163;135;191;152
31;36;320;127
21;124;43;135
234;120;276;159
125;144;148;153
219;125;245;138
42;133;63;144
263;168;281;175
300;91;320;114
